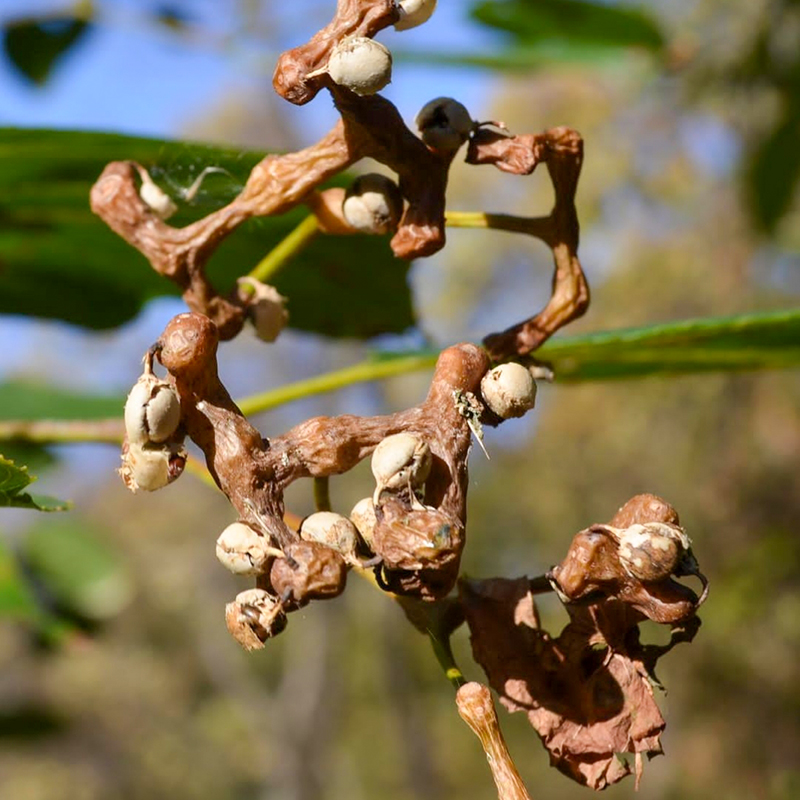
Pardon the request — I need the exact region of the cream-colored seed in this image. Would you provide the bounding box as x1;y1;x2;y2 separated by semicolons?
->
480;363;537;419
350;497;378;548
300;512;359;559
124;373;181;444
371;432;432;503
238;278;289;342
327;37;392;96
216;522;273;574
342;174;403;234
119;441;185;492
415;97;474;152
225;588;286;650
395;0;437;31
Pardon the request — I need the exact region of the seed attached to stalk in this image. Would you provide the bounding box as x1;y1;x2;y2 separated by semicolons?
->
416;97;474;153
237;277;289;343
394;0;437;31
480;363;537;419
350;497;378;549
225;588;287;651
308;37;392;96
611;522;692;583
342;173;403;234
118;440;186;493
299;511;360;563
371;432;432;505
124;372;181;445
215;522;279;575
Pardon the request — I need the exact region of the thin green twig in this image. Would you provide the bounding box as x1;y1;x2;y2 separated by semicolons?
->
248;214;320;284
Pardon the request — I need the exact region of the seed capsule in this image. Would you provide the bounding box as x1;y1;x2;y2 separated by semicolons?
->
118;440;186;493
326;37;392;96
225;588;287;651
124;372;181;445
395;0;437;31
299;512;360;562
215;522;275;575
371;432;432;504
416;97;474;152
480;363;537;419
350;497;378;549
342;174;403;234
237;278;289;342
613;522;691;583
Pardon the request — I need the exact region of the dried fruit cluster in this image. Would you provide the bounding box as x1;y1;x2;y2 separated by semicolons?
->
97;0;707;795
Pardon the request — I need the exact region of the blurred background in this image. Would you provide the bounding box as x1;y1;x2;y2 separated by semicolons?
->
1;1;800;798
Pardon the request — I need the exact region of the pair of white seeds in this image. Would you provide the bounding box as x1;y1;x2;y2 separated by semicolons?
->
120;368;186;492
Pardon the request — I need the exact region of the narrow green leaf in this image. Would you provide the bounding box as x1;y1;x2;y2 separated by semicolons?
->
0;128;414;338
539;308;800;380
470;0;664;51
0;381;124;421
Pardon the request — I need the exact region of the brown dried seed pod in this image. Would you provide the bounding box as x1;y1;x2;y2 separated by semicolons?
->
416;97;474;152
215;522;276;575
118;440;186;493
225;588;287;651
124;372;181;444
480;363;537;419
237;278;289;343
611;522;691;583
342;173;403;234
299;512;360;563
269;541;348;607
371;432;432;504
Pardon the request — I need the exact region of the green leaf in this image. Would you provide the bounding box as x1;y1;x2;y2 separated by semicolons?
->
746;110;800;232
470;0;664;51
0;128;414;338
0;536;39;621
0;381;124;421
0;455;70;512
21;521;133;620
538;308;800;380
2;16;91;86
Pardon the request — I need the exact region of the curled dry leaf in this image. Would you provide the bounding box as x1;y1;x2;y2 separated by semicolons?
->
459;576;669;790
